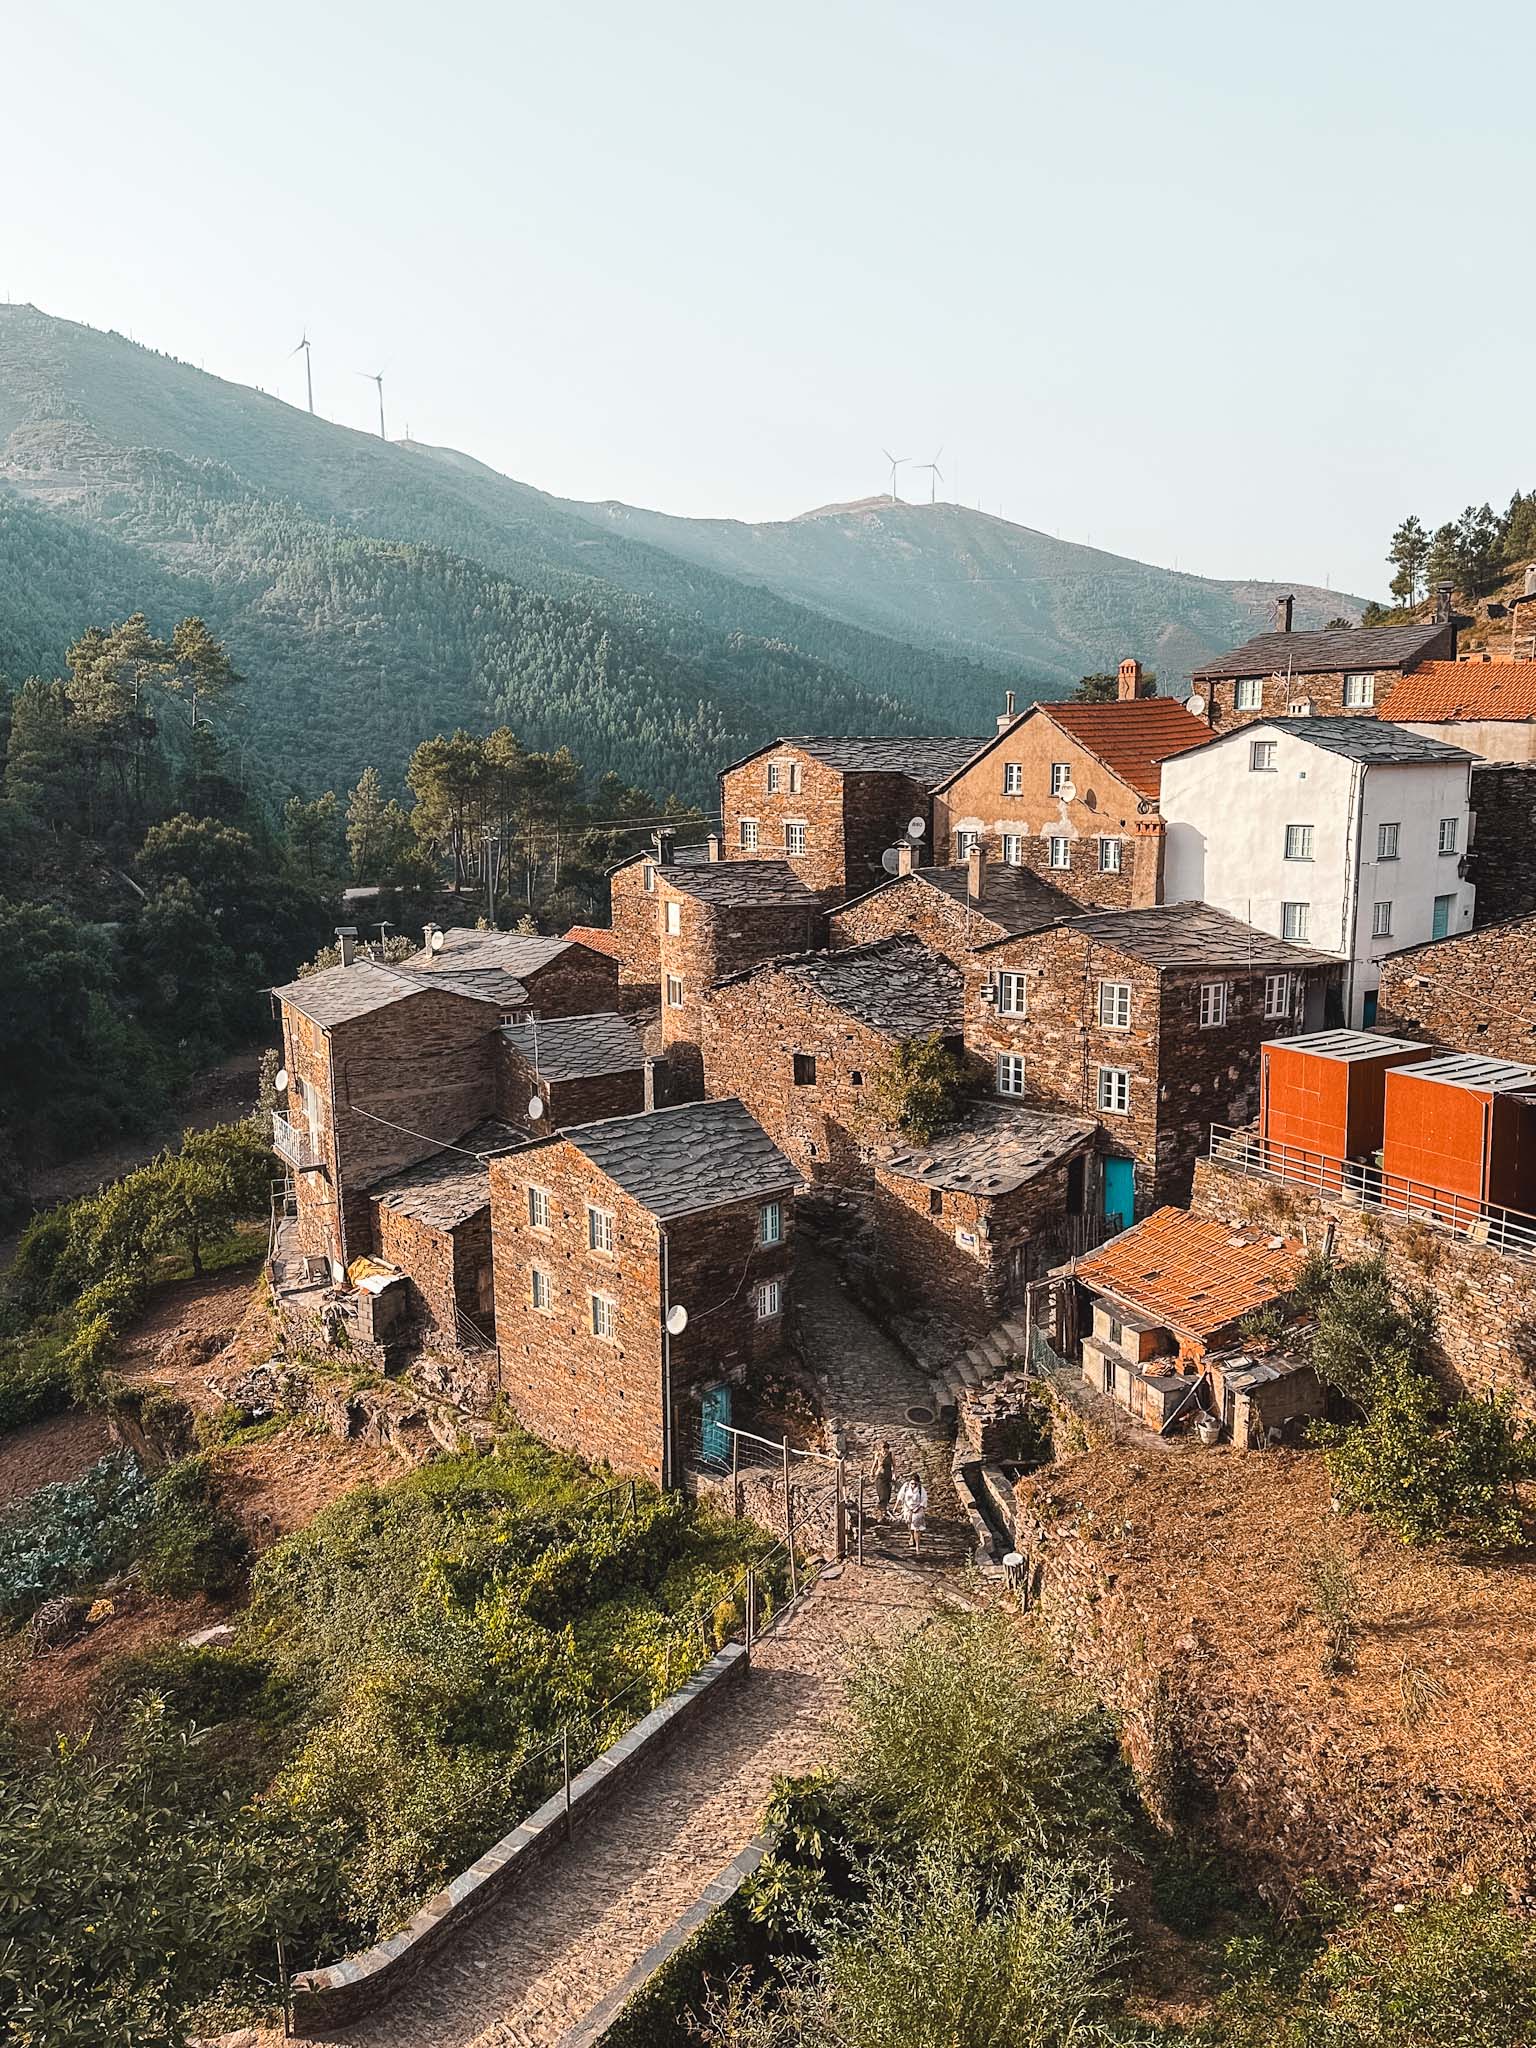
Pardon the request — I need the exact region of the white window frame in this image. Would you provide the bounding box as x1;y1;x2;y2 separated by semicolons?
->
1249;740;1276;772
1284;824;1313;862
766;761;781;794
1099;838;1122;873
665;973;685;1008
1001;833;1024;866
1438;817;1459;856
1199;981;1229;1028
787;761;802;794
664;899;681;935
1235;677;1263;711
1049;760;1071;796
1378;822;1400;861
1047;835;1070;870
587;1204;615;1255
1372;901;1393;939
1264;972;1291;1020
642;862;656;893
1003;761;1023;795
530;1266;554;1314
1281;901;1310;943
1343;671;1376;707
527;1184;552;1231
759;1200;783;1246
589;1291;618;1341
954;828;980;858
996;1052;1026;1098
996;970;1027;1017
739;818;759;852
1098;980;1131;1029
755;1278;782;1321
784;820;807;855
1096;1065;1131;1115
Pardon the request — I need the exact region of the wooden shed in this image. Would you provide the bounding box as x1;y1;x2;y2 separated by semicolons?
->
1260;1030;1427;1180
1382;1055;1536;1220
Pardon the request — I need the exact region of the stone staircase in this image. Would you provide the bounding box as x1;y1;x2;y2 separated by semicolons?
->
927;1312;1030;1418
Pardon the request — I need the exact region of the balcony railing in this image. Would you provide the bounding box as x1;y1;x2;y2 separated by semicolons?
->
271;1111;319;1171
1208;1124;1536;1264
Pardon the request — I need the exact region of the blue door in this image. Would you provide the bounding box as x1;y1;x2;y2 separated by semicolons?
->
1432;893;1454;941
700;1382;732;1465
1361;990;1379;1027
1103;1158;1134;1234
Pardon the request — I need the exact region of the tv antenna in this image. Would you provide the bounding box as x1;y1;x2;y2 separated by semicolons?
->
358;370;386;440
914;447;944;504
290;333;314;414
881;448;908;504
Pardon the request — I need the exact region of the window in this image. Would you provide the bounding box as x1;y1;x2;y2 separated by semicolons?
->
996;1052;1026;1097
530;1266;554;1313
1049;761;1071;796
1343;672;1376;707
1099;838;1122;873
527;1185;551;1230
850;1070;863;1086
587;1204;615;1254
1199;981;1228;1028
1372;901;1393;939
1284;824;1314;862
928;1188;943;1216
589;1292;617;1341
759;1200;783;1246
1097;1066;1131;1114
1264;972;1291;1019
1249;740;1276;772
766;761;780;793
1438;817;1459;856
792;1052;817;1086
642;862;656;893
666;973;685;1008
664;900;681;935
1378;821;1400;861
784;821;807;855
1432;893;1455;940
1047;835;1070;870
954;828;980;858
755;1279;782;1321
1003;761;1023;794
739;818;759;852
787;761;802;794
1235;677;1263;711
997;970;1027;1016
1002;833;1024;866
1098;980;1131;1029
1281;901;1310;942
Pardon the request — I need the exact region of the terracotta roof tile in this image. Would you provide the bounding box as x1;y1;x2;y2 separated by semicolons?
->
1074;1206;1305;1340
1040;700;1213;802
562;924;625;958
1379;660;1536;723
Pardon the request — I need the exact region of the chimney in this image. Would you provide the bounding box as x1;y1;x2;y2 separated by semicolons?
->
643;1056;658;1113
421;921;440;962
1525;565;1536;598
335;925;358;967
654;828;675;866
1130;817;1165;909
995;688;1017;736
1434;581;1454;624
966;842;986;902
1117;657;1143;702
707;832;722;862
896;842;917;875
1274;594;1294;634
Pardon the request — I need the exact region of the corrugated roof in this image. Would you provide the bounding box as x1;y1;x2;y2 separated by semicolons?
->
1393;1053;1536;1095
881;1104;1096;1195
662;860;822;907
1269;1029;1426;1063
1042;699;1213;802
1075;1207;1305;1340
1378;660;1536;724
562;1098;798;1218
1191;621;1451;681
779;934;963;1036
985;900;1333;972
501;1012;647;1081
1253;717;1472;766
372;1120;527;1228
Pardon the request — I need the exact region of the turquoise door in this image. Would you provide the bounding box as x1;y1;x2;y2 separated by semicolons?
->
700;1382;732;1465
1432;893;1454;940
1103;1158;1134;1234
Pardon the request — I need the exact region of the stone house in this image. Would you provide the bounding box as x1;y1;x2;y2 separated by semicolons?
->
965;902;1337;1223
828;848;1075;964
871;1104;1099;1333
370;1118;526;1355
1191;602;1455;732
1375;913;1536;1061
929;664;1209;908
402;925;621;1018
488;1099;799;1484
719;735;988;902
497;1012;650;1133
606;836;709;991
700;933;963;1186
1465;763;1536;925
1070;1205;1321;1444
1377;658;1536;763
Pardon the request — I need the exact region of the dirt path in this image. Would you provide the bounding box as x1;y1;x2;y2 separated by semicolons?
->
0;1409;113;1510
271;1560;941;2048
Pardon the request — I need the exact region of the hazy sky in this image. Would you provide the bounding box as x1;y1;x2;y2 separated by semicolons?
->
7;0;1532;597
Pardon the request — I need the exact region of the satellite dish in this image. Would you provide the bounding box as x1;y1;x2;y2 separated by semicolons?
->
881;848;900;874
1187;694;1207;718
907;816;926;839
330;1259;346;1286
429;928;445;953
273;1067;289;1093
527;1095;546;1120
1058;780;1077;804
666;1304;689;1335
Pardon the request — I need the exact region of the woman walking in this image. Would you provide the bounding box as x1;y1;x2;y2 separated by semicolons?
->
872;1440;894;1525
895;1470;928;1557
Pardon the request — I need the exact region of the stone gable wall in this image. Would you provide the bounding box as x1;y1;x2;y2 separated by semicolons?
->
608;861;662;988
721;747;849;896
1375;914;1536;1059
658;881;824;1095
1467;763;1536;926
828;874;994;963
520;947;622;1017
494;1041;647;1131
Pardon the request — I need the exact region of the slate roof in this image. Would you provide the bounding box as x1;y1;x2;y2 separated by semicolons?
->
913;864;1078;937
777;736;991;781
270;958;509;1025
1075;1207;1305;1340
1191;621;1451;681
562;1099;799;1219
778;934;963;1036
402;931;595;978
662;860;822;907
501;1012;647;1081
1379;660;1536;723
986;900;1332;972
881;1104;1096;1196
1248;717;1472;766
606;842;710;877
371;1120;527;1228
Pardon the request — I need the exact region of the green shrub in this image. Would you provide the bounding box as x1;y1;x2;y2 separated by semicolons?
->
870;1032;967;1143
0;1452;155;1618
0;1328;72;1431
140;1455;249;1599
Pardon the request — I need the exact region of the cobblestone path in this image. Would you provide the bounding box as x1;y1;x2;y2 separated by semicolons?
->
273;1563;939;2048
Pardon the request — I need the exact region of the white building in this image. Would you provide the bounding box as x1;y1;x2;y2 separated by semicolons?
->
1159;718;1476;1029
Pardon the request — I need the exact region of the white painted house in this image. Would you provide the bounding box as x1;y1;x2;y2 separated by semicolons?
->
1159;718;1476;1029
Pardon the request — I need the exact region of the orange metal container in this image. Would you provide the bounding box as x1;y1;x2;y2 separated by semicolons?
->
1260;1031;1427;1171
1382;1057;1536;1218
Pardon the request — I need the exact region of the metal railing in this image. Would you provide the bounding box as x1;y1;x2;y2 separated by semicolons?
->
455;1305;497;1353
271;1111;319;1171
1209;1124;1536;1262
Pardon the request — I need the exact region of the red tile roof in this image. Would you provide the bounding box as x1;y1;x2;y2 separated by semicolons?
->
1042;699;1212;801
561;924;624;959
1378;660;1536;723
1075;1206;1304;1340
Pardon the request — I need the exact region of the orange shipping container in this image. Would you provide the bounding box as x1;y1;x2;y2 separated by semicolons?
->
1382;1056;1536;1219
1261;1031;1427;1180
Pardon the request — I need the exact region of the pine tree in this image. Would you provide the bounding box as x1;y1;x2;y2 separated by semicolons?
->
1387;515;1430;607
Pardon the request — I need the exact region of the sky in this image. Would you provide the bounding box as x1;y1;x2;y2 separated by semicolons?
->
5;0;1533;599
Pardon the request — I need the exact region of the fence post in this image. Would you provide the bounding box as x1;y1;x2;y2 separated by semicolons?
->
731;1427;741;1518
276;1934;291;2039
857;1472;865;1567
745;1565;755;1655
563;1727;572;1841
782;1439;798;1598
835;1455;847;1561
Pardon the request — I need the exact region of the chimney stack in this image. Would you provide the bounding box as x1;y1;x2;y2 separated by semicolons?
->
896;842;918;875
643;1056;658;1113
1117;657;1143;702
1525;565;1536;598
966;841;986;902
996;688;1017;735
421;921;440;961
1274;594;1294;634
654;828;675;867
335;926;358;968
707;832;722;862
1434;581;1455;624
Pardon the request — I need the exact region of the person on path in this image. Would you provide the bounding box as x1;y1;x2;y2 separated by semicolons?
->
872;1441;894;1524
896;1471;928;1556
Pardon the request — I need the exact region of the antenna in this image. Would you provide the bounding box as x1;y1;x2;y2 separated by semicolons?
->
881;447;909;504
914;447;944;505
358;370;386;440
290;333;314;414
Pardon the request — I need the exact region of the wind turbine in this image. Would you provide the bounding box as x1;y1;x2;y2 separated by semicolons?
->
358;370;386;440
881;448;909;504
290;333;314;414
914;447;944;505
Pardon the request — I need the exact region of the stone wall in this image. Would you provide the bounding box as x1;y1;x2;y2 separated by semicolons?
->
1375;912;1536;1058
522;947;624;1017
1201;629;1456;730
1468;763;1536;926
494;1042;647;1131
372;1200;493;1342
608;858;662;989
657;883;824;1095
828;872;997;963
721;746;851;896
